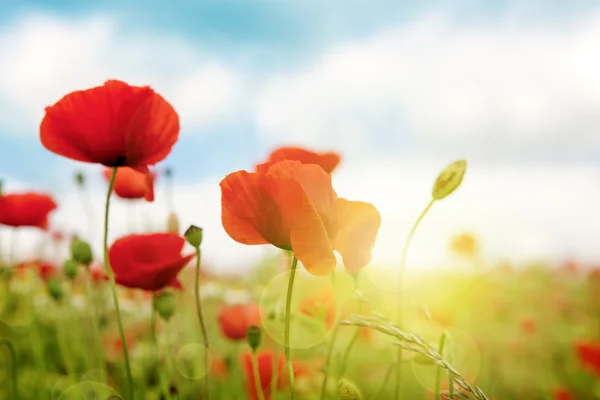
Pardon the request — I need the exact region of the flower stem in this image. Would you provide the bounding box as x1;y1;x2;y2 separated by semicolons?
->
435;331;448;400
395;198;435;400
375;362;396;400
151;294;172;400
0;338;18;399
103;167;134;400
284;256;298;399
84;265;105;375
193;247;209;400
319;323;340;400
251;351;266;400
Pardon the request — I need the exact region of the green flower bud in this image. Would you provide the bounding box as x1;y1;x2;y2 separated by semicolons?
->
153;291;176;321
432;160;467;201
63;259;79;280
246;325;262;352
47;279;64;302
70;237;93;266
184;225;203;248
75;171;85;186
339;379;362;400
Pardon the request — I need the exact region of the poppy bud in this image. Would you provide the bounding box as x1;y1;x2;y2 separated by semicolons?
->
184;225;203;248
432;159;467;201
339;379;362;400
63;259;79;280
167;212;180;234
70;237;93;266
75;171;85;186
47;279;64;302
153;290;176;321
246;325;262;352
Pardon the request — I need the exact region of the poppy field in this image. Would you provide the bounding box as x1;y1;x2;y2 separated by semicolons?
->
0;80;599;400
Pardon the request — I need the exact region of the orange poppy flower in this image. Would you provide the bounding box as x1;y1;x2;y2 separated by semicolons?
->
220;160;381;276
218;304;261;341
553;388;573;400
264;146;341;173
575;341;600;378
299;291;337;329
103;167;156;201
40;80;180;170
108;233;194;291
0;192;57;229
520;318;536;335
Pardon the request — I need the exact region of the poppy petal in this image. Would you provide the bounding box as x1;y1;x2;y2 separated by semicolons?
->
266;146;341;173
331;199;381;274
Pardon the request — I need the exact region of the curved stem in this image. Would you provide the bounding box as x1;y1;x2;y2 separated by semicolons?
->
284;256;298;399
434;332;448;400
251;351;266;400
0;338;18;400
194;247;209;400
103;167;134;400
395;198;435;400
319;324;340;400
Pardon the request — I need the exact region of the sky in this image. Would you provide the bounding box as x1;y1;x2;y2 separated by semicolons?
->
1;0;600;275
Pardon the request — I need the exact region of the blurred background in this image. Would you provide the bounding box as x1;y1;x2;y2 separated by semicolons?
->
1;0;600;275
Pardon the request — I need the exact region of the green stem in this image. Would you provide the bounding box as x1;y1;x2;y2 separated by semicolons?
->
151;294;172;400
103;167;134;400
163;320;177;399
337;328;360;381
374;362;396;400
193;247;209;400
395;198;435;400
251;351;266;400
270;345;280;399
0;338;18;400
319;324;340;400
447;331;454;399
284;256;298;399
434;332;448;400
84;265;105;375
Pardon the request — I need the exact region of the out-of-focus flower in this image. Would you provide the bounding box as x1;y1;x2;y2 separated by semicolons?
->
299;291;337;329
166;212;180;234
553;387;573;400
575;341;600;378
263;146;341;173
221;160;381;275
40;80;180;171
520;318;536;335
0;192;57;229
103;167;156;201
449;232;479;259
218;304;261;341
17;260;58;282
108;233;194;291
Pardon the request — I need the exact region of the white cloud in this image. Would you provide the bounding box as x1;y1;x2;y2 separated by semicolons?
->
2;161;600;276
0;13;245;137
255;11;600;158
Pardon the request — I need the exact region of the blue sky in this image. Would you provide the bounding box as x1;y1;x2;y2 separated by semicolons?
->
2;0;600;273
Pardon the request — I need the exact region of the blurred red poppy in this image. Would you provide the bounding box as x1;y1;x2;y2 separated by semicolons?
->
0;192;57;230
40;80;180;170
299;291;337;329
103;167;156;201
220;160;381;276
240;350;310;400
108;233;194;291
218;304;261;341
264;146;341;173
575;341;600;378
553;387;573;400
17;259;58;282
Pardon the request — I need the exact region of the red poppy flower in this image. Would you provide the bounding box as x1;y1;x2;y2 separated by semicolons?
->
108;233;194;291
40;80;180;170
575;341;600;377
218;304;261;341
240;350;309;400
103;167;156;201
264;146;341;173
520;318;536;335
299;291;337;329
220;160;381;276
553;387;573;400
0;192;57;230
17;259;58;282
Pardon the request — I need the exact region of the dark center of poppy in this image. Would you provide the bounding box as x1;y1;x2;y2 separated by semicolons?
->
115;155;127;166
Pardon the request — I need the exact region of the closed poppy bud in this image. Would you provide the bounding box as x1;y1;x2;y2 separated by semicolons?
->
167;212;180;234
70;237;93;266
184;225;203;248
63;259;79;280
246;326;262;352
75;171;85;187
47;279;64;302
432;160;467;200
339;379;362;400
153;290;176;321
